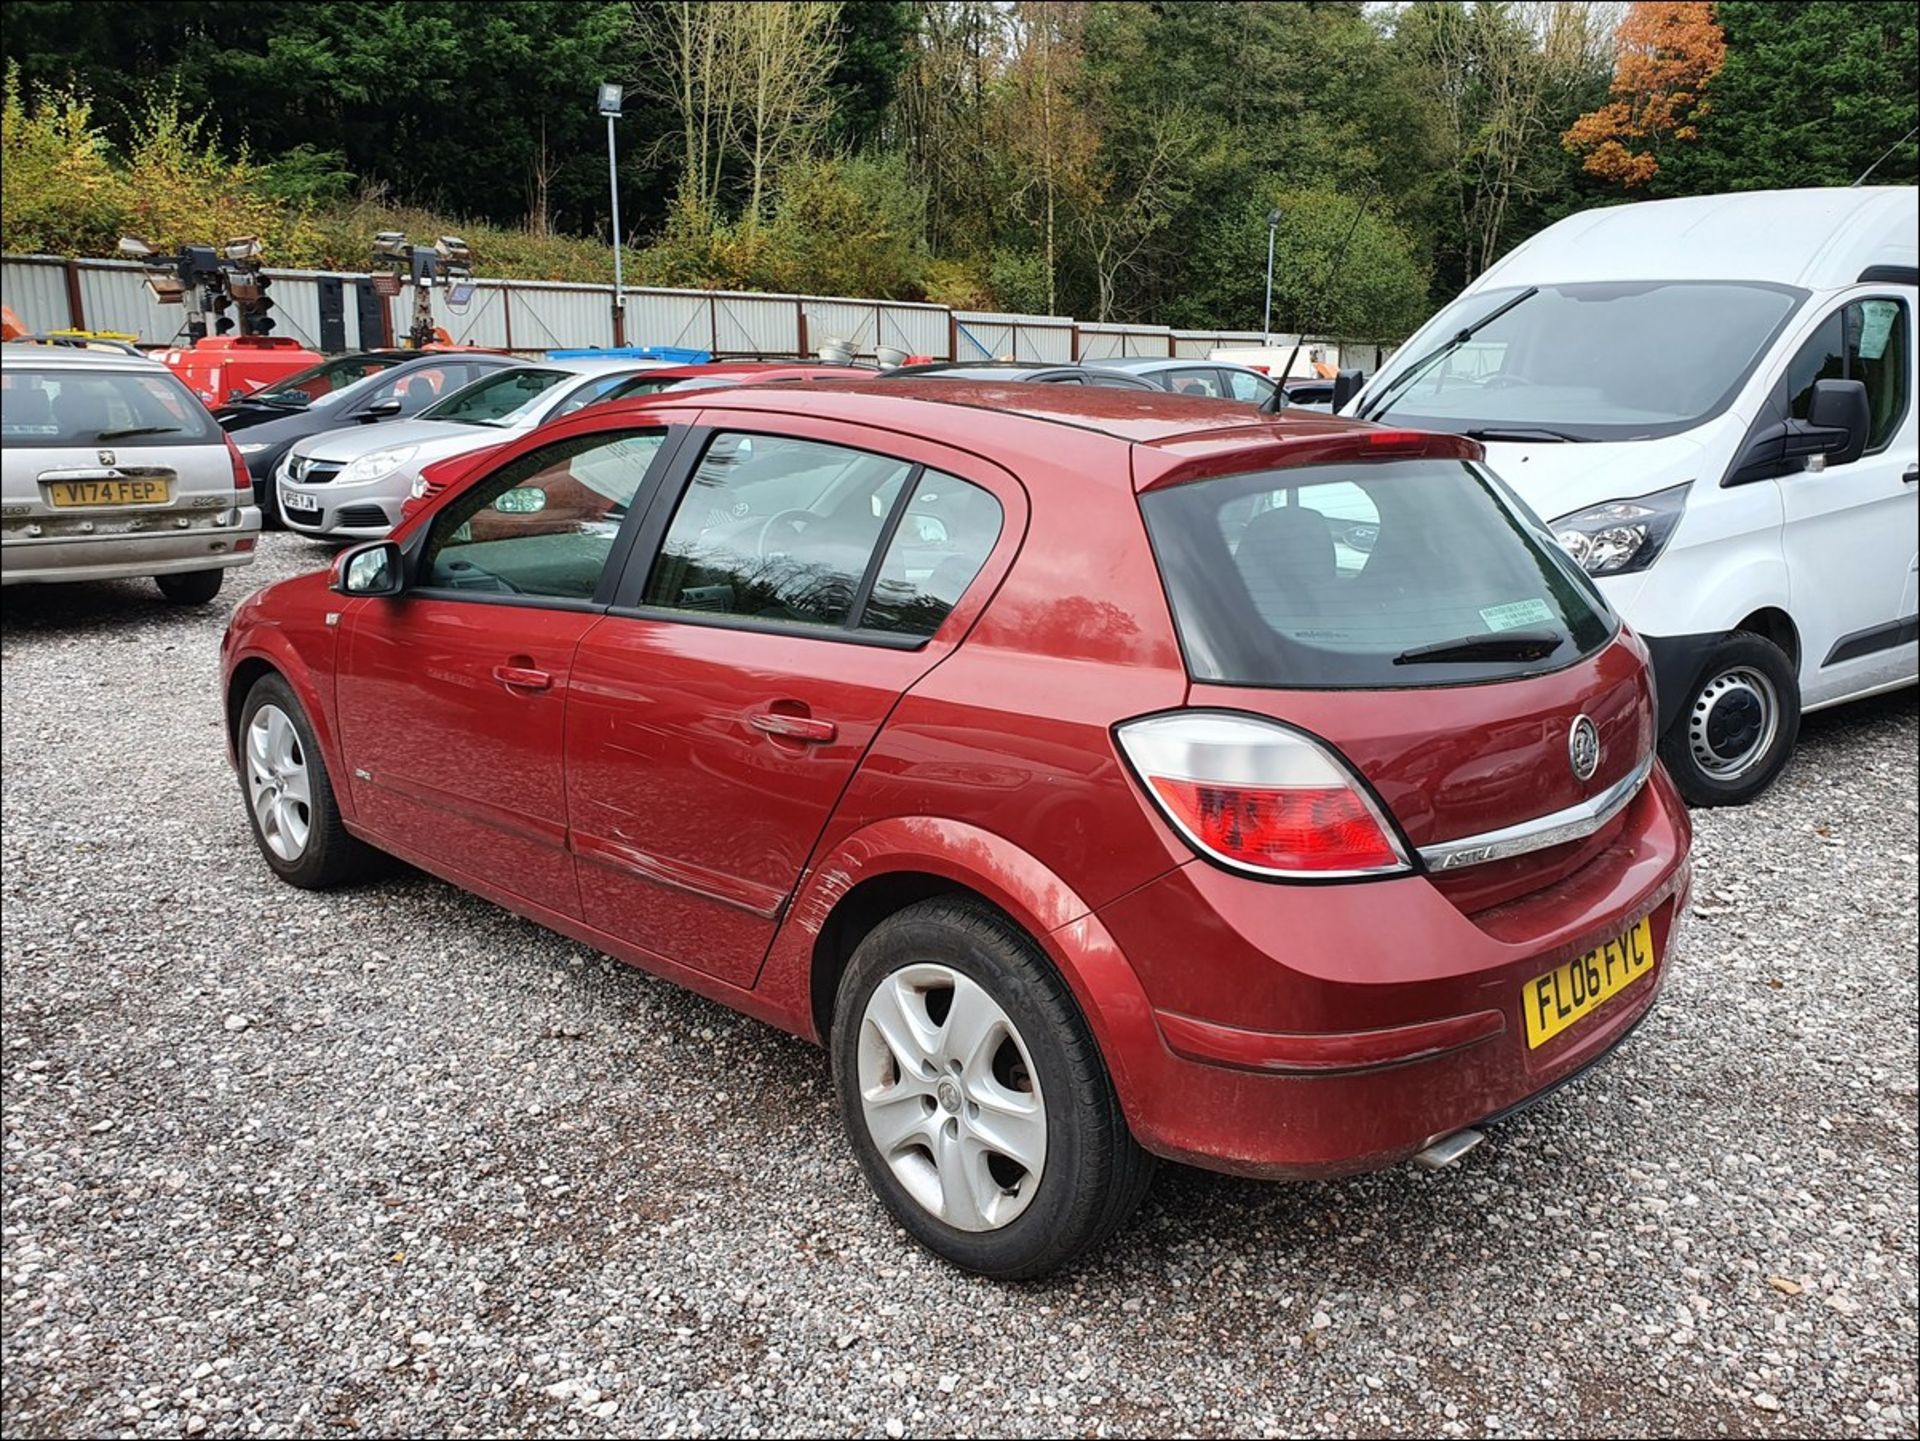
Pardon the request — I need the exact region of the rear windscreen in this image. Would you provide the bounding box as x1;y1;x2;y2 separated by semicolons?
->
2;368;222;447
1140;458;1616;688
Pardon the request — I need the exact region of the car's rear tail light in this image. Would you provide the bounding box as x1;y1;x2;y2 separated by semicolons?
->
1116;712;1410;879
224;435;251;492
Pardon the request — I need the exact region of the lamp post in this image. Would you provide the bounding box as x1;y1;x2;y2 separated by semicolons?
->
1262;207;1282;347
598;82;625;346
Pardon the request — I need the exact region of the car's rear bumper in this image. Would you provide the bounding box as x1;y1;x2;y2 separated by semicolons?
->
1;510;261;585
1091;763;1694;1178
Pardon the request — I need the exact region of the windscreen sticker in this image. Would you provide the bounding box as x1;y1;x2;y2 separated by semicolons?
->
1479;598;1556;632
1856;300;1897;362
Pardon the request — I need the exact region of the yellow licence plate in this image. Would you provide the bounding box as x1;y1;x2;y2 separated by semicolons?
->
1523;915;1656;1049
47;478;171;508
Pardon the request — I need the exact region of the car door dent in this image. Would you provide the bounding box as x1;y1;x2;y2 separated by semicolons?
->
571;828;788;919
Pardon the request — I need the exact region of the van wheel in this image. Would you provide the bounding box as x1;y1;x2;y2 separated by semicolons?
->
238;674;372;888
831;897;1154;1279
156;569;224;605
1658;633;1800;807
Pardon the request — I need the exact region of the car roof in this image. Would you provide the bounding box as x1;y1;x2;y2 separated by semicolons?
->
1;342;167;372
1084;355;1273;375
887;362;1083;380
593;375;1390;475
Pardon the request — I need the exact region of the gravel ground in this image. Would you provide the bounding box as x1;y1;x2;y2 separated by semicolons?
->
3;532;1916;1440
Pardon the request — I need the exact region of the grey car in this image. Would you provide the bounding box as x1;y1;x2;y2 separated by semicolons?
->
1;345;261;603
1078;354;1279;404
276;358;667;540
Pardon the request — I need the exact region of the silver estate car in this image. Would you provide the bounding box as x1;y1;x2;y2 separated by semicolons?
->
276;358;667;540
2;345;261;603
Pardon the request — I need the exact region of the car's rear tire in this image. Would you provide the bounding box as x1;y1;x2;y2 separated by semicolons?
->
156;569;224;605
1658;632;1800;807
237;674;372;888
831;897;1154;1279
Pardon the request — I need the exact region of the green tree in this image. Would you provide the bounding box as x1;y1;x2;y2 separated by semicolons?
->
1662;1;1918;191
1175;187;1429;339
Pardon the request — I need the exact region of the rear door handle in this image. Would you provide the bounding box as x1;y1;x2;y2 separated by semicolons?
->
492;664;552;692
749;712;837;743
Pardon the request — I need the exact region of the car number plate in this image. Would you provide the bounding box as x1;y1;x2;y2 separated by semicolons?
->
281;490;321;514
47;478;171;508
1522;915;1656;1049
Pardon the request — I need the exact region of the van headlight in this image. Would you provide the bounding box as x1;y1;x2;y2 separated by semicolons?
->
1551;483;1689;577
343;445;420;484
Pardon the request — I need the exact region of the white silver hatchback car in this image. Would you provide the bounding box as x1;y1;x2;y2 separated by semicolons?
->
2;345;260;603
276;358;667;540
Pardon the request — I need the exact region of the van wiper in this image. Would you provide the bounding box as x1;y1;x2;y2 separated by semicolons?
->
1358;286;1539;422
1393;629;1565;665
95;425;181;440
1465;426;1588;444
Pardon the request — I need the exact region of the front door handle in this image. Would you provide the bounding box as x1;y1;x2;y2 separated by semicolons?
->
1904;465;1917;485
749;711;837;743
492;664;552;692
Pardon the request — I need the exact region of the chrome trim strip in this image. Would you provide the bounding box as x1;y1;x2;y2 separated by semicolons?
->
1417;753;1654;872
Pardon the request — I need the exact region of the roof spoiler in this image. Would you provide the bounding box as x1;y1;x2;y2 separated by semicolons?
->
1136;428;1485;493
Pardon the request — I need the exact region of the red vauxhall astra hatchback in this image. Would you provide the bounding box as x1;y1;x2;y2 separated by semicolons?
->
222;380;1692;1277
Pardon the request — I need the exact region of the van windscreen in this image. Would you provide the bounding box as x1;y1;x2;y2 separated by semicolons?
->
1140;458;1616;688
1368;281;1803;441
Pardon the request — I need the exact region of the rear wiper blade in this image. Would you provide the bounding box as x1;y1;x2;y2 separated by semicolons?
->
1465;426;1588;444
1393;629;1565;665
95;425;181;440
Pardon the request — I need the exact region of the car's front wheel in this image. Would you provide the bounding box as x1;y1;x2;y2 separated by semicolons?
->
831;897;1154;1279
156;569;224;605
1658;633;1801;807
237;674;371;888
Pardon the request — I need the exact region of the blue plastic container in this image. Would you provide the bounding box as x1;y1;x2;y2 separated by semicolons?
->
546;345;712;364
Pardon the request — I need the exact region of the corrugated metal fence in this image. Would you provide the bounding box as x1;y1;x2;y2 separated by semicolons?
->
3;254;1394;368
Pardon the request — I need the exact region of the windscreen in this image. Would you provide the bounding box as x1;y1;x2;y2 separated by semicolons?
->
253;354;401;406
1370;281;1804;440
1;367;223;447
420;367;570;425
1140;458;1615;688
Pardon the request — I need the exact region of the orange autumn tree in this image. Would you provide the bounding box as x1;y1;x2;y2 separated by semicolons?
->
1563;1;1727;186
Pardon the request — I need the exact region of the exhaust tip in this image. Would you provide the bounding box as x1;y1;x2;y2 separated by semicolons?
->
1412;1128;1485;1171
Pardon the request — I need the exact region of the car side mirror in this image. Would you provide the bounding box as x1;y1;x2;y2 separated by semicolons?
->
331;540;404;597
1330;369;1365;412
360;396;403;420
1805;377;1870;467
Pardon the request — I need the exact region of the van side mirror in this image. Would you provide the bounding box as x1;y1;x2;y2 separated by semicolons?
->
1330;369;1365;412
360;396;403;420
331;540;404;597
1805;377;1869;467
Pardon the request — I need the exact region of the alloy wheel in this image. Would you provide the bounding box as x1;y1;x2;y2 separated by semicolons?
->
246;703;313;861
856;964;1048;1232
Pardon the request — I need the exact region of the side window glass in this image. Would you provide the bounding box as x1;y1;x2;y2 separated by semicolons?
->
861;471;1004;638
1851;299;1908;450
1224;369;1270;404
1169;368;1227;398
422;430;664;598
1786;311;1846;420
1785;301;1910;452
643;433;911;630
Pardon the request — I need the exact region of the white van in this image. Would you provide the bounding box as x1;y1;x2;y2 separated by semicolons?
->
1345;186;1918;805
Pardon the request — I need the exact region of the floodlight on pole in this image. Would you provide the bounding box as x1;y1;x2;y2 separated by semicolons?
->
599;82;626;343
1263;207;1283;347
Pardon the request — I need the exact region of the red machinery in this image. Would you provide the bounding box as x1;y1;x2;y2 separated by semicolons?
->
160;336;324;407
